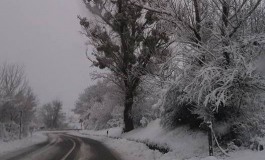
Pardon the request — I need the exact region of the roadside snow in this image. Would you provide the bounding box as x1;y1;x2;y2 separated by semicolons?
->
80;127;122;137
0;132;48;155
74;119;265;160
200;150;265;160
224;150;265;160
70;132;187;160
201;156;218;160
76;119;208;159
123;119;208;159
94;136;163;160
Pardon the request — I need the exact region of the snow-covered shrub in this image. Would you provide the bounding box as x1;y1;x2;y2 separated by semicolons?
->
107;105;123;128
0;123;7;140
140;117;149;127
161;85;203;129
125;137;171;154
250;137;265;151
132;76;165;127
185;35;265;144
1;122;20;141
74;80;124;130
220;95;265;146
212;122;231;139
132;98;155;127
84;101;113;130
160;27;265;144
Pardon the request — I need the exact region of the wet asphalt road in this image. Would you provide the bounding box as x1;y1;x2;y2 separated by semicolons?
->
0;133;121;160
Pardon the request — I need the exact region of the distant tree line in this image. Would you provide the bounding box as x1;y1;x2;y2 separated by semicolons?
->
0;63;67;140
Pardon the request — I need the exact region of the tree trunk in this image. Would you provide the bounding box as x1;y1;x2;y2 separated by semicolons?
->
123;90;134;132
19;111;22;139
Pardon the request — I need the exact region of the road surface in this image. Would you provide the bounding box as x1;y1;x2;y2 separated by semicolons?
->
0;133;121;160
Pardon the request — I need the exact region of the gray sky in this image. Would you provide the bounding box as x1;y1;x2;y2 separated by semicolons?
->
0;0;95;114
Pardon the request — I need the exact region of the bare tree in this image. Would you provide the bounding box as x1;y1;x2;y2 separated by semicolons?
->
0;63;37;138
40;99;66;129
0;63;26;98
0;63;28;122
73;80;124;130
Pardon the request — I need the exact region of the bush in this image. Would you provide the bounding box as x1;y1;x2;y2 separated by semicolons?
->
0;123;7;140
212;97;265;146
132;93;159;127
161;81;265;147
161;86;203;129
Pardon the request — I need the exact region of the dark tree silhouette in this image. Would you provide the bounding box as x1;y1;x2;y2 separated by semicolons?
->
79;0;169;132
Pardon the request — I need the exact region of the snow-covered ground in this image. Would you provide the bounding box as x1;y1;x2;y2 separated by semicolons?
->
0;132;48;155
1;124;262;160
83;135;164;160
70;131;188;160
73;119;209;160
73;119;265;160
223;150;265;160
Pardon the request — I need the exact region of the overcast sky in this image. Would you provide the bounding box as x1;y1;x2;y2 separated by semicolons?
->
0;0;95;114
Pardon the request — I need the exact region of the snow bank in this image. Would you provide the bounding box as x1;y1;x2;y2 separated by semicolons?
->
70;132;200;160
96;136;163;160
0;132;48;155
123;119;208;159
224;150;265;160
73;119;265;160
201;156;219;160
80;127;123;137
78;119;208;159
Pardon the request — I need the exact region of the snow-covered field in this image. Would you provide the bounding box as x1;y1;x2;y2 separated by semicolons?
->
0;132;48;155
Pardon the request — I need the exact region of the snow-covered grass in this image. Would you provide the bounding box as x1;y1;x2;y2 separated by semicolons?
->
70;131;199;160
77;119;209;159
123;119;208;159
79;127;122;137
0;131;48;155
223;149;265;160
74;119;265;160
87;135;164;160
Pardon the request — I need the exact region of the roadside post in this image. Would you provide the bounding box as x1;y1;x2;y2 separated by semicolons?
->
207;120;214;156
19;110;23;139
79;119;83;130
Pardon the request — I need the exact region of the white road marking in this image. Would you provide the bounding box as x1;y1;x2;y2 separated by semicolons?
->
19;134;62;160
60;137;76;160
